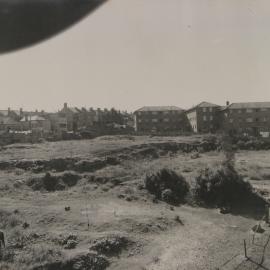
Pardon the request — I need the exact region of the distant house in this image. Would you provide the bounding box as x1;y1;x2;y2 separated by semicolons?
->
48;113;68;134
222;102;270;136
0;116;21;131
134;106;188;133
0;108;23;121
59;103;81;131
185;102;221;133
20;115;51;134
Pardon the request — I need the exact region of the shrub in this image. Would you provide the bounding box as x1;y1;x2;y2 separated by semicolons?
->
194;164;264;208
8;229;28;249
0;210;21;229
61;172;80;187
17;244;62;268
0;248;15;263
144;169;189;205
90;235;130;256
27;172;81;191
43;173;57;191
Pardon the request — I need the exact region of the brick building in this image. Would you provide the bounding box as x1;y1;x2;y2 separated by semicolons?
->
185;102;221;133
222;102;270;137
134;106;188;133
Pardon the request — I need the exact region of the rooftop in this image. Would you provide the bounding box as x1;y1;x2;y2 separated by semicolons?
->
186;101;221;112
135;106;183;112
227;102;270;109
20;115;46;122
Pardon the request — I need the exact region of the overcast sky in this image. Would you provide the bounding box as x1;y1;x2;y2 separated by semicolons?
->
1;0;270;112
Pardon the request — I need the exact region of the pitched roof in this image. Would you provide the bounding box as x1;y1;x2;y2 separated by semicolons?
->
0;110;9;116
0;116;19;125
69;107;81;113
135;106;183;112
197;101;220;108
186;101;220;112
20;115;46;122
227;102;270;109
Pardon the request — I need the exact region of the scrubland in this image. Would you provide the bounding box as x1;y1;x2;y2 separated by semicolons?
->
0;135;269;270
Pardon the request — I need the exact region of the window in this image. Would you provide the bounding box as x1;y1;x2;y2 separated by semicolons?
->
229;119;233;123
261;108;268;112
238;110;242;113
163;111;169;115
203;108;207;112
246;118;253;122
152;119;158;123
163;118;170;122
203;116;207;121
246;109;253;113
263;117;267;122
138;112;142;116
152;111;158;115
210;116;213;121
138;119;142;123
209;108;213;112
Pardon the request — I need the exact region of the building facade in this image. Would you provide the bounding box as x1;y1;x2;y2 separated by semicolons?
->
186;102;221;133
134;106;188;133
222;102;270;137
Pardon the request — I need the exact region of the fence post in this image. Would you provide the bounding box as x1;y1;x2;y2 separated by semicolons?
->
265;204;269;224
244;240;248;259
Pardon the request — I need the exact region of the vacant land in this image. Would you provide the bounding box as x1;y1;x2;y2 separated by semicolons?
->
0;135;269;270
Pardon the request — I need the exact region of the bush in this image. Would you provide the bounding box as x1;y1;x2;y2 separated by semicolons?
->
194;164;264;208
0;210;21;229
90;235;130;256
61;173;80;187
144;169;189;205
27;172;81;192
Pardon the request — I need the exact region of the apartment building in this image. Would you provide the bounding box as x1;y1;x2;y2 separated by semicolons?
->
222;102;270;136
185;102;221;133
134;106;187;133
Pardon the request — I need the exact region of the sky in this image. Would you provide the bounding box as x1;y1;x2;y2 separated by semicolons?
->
1;0;270;112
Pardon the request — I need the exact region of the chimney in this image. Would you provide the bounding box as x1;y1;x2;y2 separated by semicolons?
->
64;103;68;109
20;108;23;116
226;101;230;106
8;107;11;116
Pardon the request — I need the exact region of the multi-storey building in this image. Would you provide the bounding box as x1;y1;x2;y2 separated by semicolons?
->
134;106;187;133
222;102;270;136
185;102;221;133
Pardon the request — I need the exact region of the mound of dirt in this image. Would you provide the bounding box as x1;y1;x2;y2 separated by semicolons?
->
27;172;81;191
0;156;120;174
89;235;131;256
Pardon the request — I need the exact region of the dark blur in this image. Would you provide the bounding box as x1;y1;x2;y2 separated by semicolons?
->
0;0;107;53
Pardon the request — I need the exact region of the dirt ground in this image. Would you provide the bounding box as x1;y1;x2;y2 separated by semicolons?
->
0;135;269;270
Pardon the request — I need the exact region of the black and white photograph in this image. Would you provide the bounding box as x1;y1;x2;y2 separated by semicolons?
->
0;1;270;269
